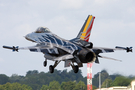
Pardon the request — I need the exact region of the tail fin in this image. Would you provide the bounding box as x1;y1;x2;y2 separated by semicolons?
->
77;15;95;42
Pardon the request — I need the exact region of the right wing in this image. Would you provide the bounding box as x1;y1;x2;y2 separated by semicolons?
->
3;44;55;53
3;45;74;61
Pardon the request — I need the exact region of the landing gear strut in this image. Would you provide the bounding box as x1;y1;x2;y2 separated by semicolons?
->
49;61;61;73
74;65;79;73
71;63;79;73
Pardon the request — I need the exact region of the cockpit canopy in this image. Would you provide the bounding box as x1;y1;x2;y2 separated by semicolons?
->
35;27;50;33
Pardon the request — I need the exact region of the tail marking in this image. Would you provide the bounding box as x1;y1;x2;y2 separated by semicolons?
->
78;15;95;42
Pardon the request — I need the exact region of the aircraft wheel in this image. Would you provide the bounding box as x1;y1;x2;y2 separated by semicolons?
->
74;65;79;73
49;65;54;73
43;61;47;67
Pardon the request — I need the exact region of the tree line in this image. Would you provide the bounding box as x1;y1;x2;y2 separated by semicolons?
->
93;70;134;88
0;69;134;90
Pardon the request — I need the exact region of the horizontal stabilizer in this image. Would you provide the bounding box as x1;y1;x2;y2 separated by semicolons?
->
98;55;122;62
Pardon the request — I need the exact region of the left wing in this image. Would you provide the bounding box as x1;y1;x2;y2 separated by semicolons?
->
92;46;132;54
91;46;132;63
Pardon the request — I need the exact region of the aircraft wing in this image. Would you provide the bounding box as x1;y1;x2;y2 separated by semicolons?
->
91;46;132;63
19;46;75;63
3;45;54;52
92;47;115;54
3;45;72;60
92;46;132;54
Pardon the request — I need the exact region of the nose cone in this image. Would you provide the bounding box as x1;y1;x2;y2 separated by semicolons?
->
25;34;35;42
25;34;30;40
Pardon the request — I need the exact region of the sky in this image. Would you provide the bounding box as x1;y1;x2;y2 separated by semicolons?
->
0;0;135;77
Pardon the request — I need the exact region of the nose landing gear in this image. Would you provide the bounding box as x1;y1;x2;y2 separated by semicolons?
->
43;59;47;67
43;58;79;73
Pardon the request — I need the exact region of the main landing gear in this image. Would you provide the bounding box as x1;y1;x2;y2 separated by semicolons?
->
49;65;54;73
43;59;61;73
74;65;79;73
71;63;79;73
43;59;79;73
43;59;54;73
49;62;79;73
49;61;61;73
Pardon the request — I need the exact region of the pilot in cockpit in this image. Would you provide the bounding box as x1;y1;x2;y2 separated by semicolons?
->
35;27;50;33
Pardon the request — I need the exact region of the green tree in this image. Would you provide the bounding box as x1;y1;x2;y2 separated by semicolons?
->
93;69;109;87
92;77;99;88
2;82;12;90
0;74;9;84
49;81;60;90
26;70;39;76
109;74;121;81
40;85;49;90
0;82;32;90
92;85;97;90
24;71;40;90
101;70;109;84
112;76;131;86
101;79;113;88
73;81;86;90
9;74;24;83
21;84;32;90
61;81;75;90
0;84;5;90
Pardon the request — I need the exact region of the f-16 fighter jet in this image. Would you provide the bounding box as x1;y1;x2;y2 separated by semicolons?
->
3;15;132;73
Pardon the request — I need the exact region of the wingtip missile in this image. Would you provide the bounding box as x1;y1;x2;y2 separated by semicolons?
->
3;46;19;52
126;47;133;52
115;46;133;52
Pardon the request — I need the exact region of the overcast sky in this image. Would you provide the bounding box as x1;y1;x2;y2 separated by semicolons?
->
0;0;135;77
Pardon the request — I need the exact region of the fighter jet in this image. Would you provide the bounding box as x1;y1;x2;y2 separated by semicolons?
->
3;15;132;73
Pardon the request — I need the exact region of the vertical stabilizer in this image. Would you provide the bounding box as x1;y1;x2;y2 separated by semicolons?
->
77;15;95;42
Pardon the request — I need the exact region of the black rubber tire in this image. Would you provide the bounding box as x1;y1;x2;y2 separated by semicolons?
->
43;61;47;67
74;65;79;73
89;42;93;49
49;65;54;73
